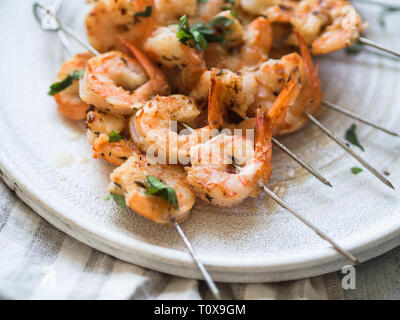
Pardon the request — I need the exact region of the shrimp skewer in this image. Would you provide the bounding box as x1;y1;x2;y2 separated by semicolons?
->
183;90;358;263
35;4;222;299
80;43;170;116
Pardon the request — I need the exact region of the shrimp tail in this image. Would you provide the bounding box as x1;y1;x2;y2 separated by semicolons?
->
208;68;224;130
295;30;323;115
267;67;302;128
255;109;272;163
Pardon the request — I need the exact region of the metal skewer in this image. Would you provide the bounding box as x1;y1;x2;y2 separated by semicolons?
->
307;113;395;189
358;37;400;59
322;100;399;137
351;0;400;59
33;2;221;300
272;137;333;187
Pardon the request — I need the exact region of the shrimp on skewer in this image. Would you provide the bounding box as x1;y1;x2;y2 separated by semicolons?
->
155;0;197;25
130;91;222;165
144;24;207;94
86;0;158;53
109;152;196;224
203;15;273;71
86;109;137;166
80;41;170;116
52;52;93;120
240;0;365;55
186;109;273;207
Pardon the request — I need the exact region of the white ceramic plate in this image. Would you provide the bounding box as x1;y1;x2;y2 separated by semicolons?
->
1;0;400;282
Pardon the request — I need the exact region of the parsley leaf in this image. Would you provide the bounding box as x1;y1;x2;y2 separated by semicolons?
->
48;70;84;96
351;167;363;174
105;193;126;213
176;15;234;51
145;175;179;209
109;130;122;143
134;6;152;24
345;124;365;152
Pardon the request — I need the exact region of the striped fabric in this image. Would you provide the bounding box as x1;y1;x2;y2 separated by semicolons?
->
0;179;345;300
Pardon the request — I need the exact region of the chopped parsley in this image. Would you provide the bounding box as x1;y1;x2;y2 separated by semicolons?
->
48;70;84;96
176;14;234;51
109;130;122;143
351;167;363;174
105;193;126;213
134;6;152;24
145;175;179;209
345;124;364;152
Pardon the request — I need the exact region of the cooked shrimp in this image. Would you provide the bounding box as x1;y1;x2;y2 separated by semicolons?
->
190;68;257;119
86;0;158;53
80;42;170;116
109;153;196;224
186;109;273;207
155;0;197;25
203;16;273;71
86;110;137;166
249;34;321;135
240;0;281;16
197;0;240;21
144;25;206;93
239;17;273;67
53;52;92;120
130;94;220;164
240;0;365;55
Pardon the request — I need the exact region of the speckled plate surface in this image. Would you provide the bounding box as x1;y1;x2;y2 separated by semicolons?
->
1;0;400;282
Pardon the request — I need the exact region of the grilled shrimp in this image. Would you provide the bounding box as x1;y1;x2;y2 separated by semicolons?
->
203;16;273;71
80;42;170;116
186;109;273;207
109;153;196;224
144;25;206;93
86;0;158;53
130;93;221;164
197;0;240;21
155;0;197;25
53;52;92;120
86;110;137;166
190;68;258;119
240;0;365;55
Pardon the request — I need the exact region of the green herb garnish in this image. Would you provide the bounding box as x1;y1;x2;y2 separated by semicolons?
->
145;175;179;209
351;167;363;174
345;124;364;151
109;130;122;143
134;5;152;24
48;70;84;96
105;193;126;213
176;15;234;51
